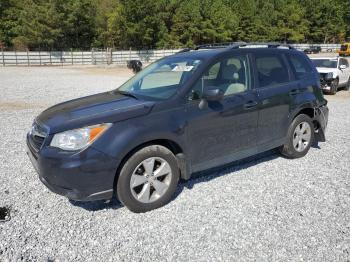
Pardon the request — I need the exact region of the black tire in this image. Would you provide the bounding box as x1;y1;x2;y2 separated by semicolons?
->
280;114;315;159
344;77;350;91
329;78;338;95
117;145;180;213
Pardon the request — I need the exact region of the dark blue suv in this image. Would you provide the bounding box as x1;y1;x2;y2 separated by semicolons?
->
26;43;329;212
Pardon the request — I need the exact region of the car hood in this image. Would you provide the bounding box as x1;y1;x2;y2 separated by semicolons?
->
36;91;155;134
316;67;338;74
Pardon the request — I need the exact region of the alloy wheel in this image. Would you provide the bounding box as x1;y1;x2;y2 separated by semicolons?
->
293;121;312;152
130;157;172;203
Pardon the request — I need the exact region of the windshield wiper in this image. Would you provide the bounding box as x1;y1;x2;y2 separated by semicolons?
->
116;90;139;100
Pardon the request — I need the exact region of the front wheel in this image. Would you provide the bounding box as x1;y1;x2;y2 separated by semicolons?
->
280;114;314;159
117;145;180;213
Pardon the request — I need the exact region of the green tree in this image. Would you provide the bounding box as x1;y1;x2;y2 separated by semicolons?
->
0;0;20;48
92;0;118;48
107;0;169;49
8;0;63;50
302;0;346;43
1;0;349;50
274;0;308;43
60;0;97;49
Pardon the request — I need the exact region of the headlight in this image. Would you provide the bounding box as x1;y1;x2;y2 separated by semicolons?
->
50;123;111;151
325;72;334;80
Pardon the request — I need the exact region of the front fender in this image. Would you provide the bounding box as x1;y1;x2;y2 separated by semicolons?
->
91;109;188;170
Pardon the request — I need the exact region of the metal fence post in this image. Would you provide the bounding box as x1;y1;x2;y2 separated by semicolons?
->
82;51;84;65
2;48;5;66
39;50;42;65
108;48;112;65
15;50;18;65
71;49;73;65
91;48;94;65
27;50;29;66
49;51;52;65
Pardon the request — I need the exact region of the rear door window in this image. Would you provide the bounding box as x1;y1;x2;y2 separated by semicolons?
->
288;54;313;80
255;54;289;87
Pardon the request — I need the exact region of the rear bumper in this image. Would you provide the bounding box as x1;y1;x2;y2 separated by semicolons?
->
26;134;118;201
314;105;329;142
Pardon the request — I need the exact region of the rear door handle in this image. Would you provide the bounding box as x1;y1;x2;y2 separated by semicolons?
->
289;89;299;95
244;100;258;109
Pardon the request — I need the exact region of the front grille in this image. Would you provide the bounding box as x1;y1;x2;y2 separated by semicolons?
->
28;122;48;152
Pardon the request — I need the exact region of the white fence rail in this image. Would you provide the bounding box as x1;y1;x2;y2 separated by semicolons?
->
0;44;342;66
0;49;180;66
291;43;341;51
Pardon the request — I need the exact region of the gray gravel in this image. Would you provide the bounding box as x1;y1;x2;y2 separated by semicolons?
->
0;66;349;261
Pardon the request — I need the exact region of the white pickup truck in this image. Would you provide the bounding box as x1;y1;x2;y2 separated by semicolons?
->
310;57;350;94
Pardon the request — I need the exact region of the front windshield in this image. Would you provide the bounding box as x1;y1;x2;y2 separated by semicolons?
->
311;59;337;68
117;57;203;100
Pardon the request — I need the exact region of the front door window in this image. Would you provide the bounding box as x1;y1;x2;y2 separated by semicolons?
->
188;55;251;100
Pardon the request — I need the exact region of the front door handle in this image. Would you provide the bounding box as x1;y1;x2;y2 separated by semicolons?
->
289;89;299;95
244;100;258;109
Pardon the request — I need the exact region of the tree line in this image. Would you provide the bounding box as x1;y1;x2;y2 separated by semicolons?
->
0;0;349;51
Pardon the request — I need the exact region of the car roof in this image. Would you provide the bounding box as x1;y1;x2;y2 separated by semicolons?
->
169;48;226;60
170;46;299;61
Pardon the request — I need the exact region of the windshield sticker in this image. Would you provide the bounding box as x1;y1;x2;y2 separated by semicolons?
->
172;65;194;72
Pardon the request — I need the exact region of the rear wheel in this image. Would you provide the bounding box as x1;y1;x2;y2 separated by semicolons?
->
280;114;314;159
117;145;180;213
329;78;338;95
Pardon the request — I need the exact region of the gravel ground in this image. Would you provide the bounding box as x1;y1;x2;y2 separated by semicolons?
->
0;66;349;261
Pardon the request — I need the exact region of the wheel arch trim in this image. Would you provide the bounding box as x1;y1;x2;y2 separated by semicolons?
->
113;138;190;192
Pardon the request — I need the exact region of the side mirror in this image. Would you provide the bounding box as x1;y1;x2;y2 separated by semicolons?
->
202;88;224;101
199;88;224;109
340;65;347;70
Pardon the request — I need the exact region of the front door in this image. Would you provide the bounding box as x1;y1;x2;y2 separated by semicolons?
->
185;54;259;172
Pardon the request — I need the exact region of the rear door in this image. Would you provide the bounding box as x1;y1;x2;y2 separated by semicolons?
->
252;50;295;149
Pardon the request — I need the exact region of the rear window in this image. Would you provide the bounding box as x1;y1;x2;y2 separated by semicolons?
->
255;54;289;87
288;54;313;80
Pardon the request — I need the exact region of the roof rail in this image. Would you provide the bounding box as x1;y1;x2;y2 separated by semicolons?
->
177;42;294;53
195;42;246;50
232;42;294;49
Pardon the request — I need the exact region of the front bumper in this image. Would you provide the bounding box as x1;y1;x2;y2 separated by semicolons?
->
319;77;335;92
320;83;332;91
26;134;118;201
